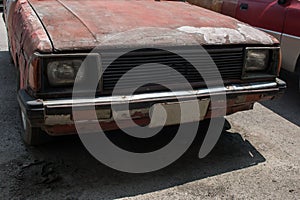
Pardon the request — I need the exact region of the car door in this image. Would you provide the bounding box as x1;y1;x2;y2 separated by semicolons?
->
283;0;300;38
235;0;287;40
280;0;300;72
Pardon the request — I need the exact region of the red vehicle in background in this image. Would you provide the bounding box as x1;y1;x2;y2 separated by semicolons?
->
189;0;300;88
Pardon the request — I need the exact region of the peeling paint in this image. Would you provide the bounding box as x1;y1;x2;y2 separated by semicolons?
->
177;24;275;45
95;27;199;48
45;115;72;126
177;26;244;44
237;23;274;44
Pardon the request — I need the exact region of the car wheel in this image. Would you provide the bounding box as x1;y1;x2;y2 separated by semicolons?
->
19;109;53;145
15;53;52;145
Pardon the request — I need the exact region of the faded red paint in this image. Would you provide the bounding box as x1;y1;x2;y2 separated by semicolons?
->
27;0;277;51
4;0;52;89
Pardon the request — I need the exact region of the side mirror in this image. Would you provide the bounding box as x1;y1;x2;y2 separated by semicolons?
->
278;0;287;5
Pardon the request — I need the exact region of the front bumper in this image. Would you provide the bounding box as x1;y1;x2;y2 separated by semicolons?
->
18;79;286;135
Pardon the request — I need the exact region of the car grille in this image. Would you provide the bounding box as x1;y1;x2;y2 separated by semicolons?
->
101;47;244;91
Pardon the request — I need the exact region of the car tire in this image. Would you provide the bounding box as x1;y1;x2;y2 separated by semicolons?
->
17;72;52;145
19;109;53;145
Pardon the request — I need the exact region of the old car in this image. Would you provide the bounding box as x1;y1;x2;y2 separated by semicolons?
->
188;0;300;88
3;0;285;145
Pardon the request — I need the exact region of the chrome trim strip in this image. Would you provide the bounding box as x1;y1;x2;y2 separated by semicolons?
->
33;52;100;58
282;33;300;40
257;28;282;37
34;80;284;108
245;47;280;50
256;27;300;41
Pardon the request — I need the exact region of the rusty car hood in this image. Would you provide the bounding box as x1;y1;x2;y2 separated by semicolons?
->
28;0;278;51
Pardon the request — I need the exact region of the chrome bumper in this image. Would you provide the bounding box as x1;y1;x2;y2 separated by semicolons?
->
26;78;286;108
18;79;286;132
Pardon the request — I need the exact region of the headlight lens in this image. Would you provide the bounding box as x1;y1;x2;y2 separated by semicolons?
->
245;49;269;72
45;54;100;87
47;60;85;86
243;47;280;79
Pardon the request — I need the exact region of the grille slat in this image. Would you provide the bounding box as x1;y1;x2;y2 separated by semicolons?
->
102;55;243;64
103;68;243;78
101;47;244;91
103;72;241;81
103;60;243;69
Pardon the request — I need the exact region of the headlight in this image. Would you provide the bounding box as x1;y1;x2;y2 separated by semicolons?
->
245;49;269;72
47;60;84;86
243;47;280;79
45;54;101;87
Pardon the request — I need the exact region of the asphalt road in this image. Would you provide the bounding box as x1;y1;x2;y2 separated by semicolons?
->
0;14;299;200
